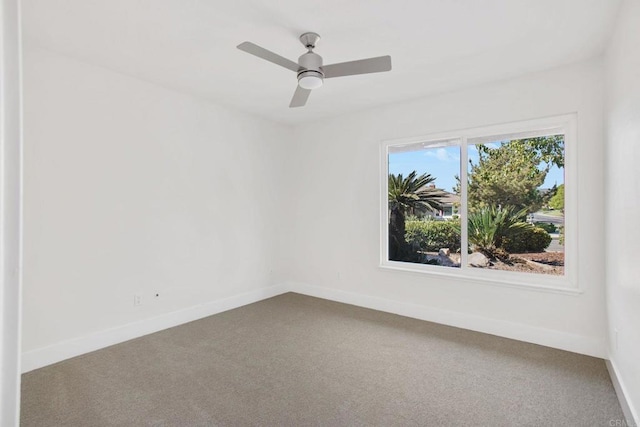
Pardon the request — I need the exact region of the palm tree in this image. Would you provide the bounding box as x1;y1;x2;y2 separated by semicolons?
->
388;171;446;261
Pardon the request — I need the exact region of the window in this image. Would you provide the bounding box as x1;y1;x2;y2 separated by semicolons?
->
381;115;576;290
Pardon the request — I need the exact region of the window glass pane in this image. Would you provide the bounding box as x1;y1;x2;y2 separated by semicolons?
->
388;142;461;267
466;135;565;275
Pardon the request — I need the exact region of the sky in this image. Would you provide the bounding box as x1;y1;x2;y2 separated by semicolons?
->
388;143;564;193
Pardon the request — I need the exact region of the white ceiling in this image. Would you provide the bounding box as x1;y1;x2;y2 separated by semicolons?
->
22;0;621;125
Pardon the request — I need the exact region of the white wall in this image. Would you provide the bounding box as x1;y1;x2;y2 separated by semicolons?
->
605;0;640;422
1;0;22;424
287;59;608;357
21;46;291;364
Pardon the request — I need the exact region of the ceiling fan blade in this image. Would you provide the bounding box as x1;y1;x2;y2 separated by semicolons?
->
289;86;311;108
322;55;392;78
237;42;300;72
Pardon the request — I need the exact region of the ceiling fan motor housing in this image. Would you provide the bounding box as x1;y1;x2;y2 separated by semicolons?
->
297;51;324;88
298;51;323;74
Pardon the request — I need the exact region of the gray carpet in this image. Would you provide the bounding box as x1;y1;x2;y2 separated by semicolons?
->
21;292;624;426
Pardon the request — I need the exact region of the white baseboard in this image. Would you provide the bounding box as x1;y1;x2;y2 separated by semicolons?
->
606;359;639;427
21;284;288;373
285;281;606;358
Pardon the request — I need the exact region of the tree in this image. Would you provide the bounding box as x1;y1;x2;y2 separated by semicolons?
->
548;184;564;212
466;136;564;213
388;171;446;261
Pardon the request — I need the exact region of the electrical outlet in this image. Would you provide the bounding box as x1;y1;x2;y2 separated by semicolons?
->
134;294;142;306
614;328;619;350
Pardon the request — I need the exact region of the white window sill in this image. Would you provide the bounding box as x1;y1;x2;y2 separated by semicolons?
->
379;261;582;295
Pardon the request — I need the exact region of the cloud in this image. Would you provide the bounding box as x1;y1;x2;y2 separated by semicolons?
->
425;147;459;162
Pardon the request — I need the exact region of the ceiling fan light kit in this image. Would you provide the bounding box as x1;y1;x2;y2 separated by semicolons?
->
298;70;324;89
237;32;392;108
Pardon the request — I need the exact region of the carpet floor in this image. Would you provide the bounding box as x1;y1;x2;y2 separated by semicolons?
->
21;292;624;426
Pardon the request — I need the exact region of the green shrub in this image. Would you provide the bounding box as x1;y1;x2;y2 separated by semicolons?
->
536;222;557;233
405;219;460;252
503;226;552;253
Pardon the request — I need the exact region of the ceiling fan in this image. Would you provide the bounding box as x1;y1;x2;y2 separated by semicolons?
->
237;32;392;108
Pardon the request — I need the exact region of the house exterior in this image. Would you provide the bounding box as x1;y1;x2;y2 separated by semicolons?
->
415;185;460;220
430;191;460;220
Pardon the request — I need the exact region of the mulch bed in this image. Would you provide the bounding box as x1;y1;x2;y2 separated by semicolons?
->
488;252;564;275
513;252;564;266
421;251;565;275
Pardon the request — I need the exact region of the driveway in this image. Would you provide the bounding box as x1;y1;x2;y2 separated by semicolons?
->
531;212;564;225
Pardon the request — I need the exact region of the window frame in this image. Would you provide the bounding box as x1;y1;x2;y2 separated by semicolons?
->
380;114;579;294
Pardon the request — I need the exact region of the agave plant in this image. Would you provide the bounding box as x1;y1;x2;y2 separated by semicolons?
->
467;205;531;259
